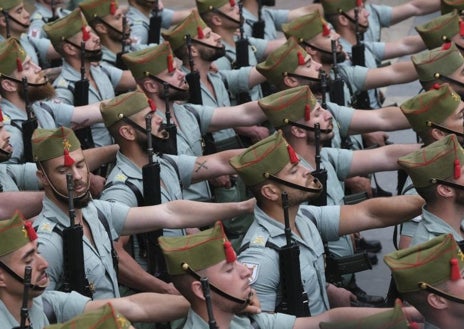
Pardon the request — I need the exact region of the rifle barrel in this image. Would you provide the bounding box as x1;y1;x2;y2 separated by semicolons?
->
200;277;218;329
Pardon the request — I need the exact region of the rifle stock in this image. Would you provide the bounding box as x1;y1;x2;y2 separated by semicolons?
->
21;78;38;163
115;16;129;70
252;0;265;39
148;0;162;44
12;266;32;329
185;34;203;106
235;3;253;104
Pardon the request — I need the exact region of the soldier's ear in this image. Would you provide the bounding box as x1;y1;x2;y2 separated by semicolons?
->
93;22;107;35
119;124;136;141
36;168;49;188
0;78;17;93
283;75;298;88
260;183;280;201
430;127;447;141
210;12;223;27
427;292;449;310
0;16;6;29
191;280;206;301
0;268;7;288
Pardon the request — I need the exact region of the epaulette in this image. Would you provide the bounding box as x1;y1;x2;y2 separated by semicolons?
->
55;78;70;89
30;12;43;22
35;221;58;235
114;172;128;183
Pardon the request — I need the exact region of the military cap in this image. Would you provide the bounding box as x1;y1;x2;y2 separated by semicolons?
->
0;212;37;257
412;43;464;83
43;8;88;48
256;37;309;86
230;130;299;186
159;221;237;276
416;11;459;50
101;90;152;128
282;11;330;43
79;0;119;22
441;0;464;14
162;9;207;51
45;303;132;329
320;0;358;16
0;0;21;12
320;299;413;329
0;38;27;77
258;86;317;129
196;0;231;14
122;42;176;80
400;83;461;135
32;127;81;163
385;233;464;294
398;134;464;189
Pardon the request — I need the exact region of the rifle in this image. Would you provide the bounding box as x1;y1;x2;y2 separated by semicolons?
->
73;41;95;150
200;277;219;329
62;173;93;298
275;192;310;317
328;40;345;106
350;8;370;109
21;78;38;163
235;3;252;104
148;0;162;44
12;266;32;329
310;123;327;206
48;0;59;22
162;82;178;155
252;0;265;39
185;34;203;106
319;69;328;110
115;16;129;70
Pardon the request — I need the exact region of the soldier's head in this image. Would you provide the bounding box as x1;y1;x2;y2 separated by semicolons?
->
196;0;241;32
0;107;12;163
45;303;135;329
79;0;128;44
441;0;464;16
0;212;49;299
122;42;190;102
320;0;369;35
0;38;54;102
160;221;253;314
0;0;30;37
101;90;172;155
32;127;92;209
229;130;323;206
398;134;464;204
282;10;346;66
257;37;323;93
416;11;463;52
412;42;464;98
400;83;464;145
44;8;102;62
162;9;225;64
385;234;464;326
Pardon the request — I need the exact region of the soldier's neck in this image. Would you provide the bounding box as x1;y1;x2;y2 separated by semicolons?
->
194;303;235;329
131;2;151;17
1;294;33;326
242;0;259;17
338;28;356;46
212;27;235;47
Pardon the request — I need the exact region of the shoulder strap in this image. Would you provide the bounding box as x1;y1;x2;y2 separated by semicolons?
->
161;155;182;188
95;207;119;273
104;180;144;207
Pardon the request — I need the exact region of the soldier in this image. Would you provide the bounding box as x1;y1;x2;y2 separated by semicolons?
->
415;10;463;51
441;0;464;15
385;233;464;329
29;0;70;39
0;211;193;328
229;131;424;315
32;126;254;299
159;221;422;329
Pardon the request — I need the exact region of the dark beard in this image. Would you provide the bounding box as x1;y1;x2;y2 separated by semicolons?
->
199;45;226;62
53;188;92;208
135;128;175;155
19;82;56;102
319;51;346;65
85;49;103;62
0;148;11;163
158;87;190;102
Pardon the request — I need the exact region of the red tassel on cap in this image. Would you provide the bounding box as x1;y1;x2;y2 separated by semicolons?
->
297;51;305;65
110;0;117;15
442;41;451;50
64;149;75;167
304;104;311;121
455;159;461;179
287;144;299;164
431;83;441;90
197;26;204;39
0;108;4;123
229;0;236;6
167;54;175;73
148;99;156;112
24;221;37;241
322;23;330;37
460;20;464;37
450;258;461;281
82;26;90;42
356;0;363;7
16;58;23;72
223;240;236;263
408;322;420;329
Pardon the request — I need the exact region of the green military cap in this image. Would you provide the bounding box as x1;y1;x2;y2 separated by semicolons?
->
416;11;459;50
0;212;37;257
32;127;81;163
162;9;207;52
122;42;176;80
0;0;21;11
159;221;237;276
258;86;317;129
101;90;152;128
320;0;358;15
412;42;464;83
400;83;461;135
398;134;464;188
0;38;27;77
441;0;464;14
282;11;330;43
43;8;88;48
45;303;132;329
196;0;231;14
385;233;464;294
230;130;299;186
320;299;413;329
79;0;119;22
256;37;308;86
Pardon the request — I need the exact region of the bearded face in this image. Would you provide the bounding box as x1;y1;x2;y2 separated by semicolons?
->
18;81;56;103
198;44;226;62
319;50;346;65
